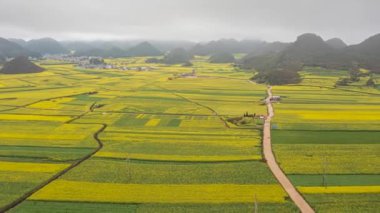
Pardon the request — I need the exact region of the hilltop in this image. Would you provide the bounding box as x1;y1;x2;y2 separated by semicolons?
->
25;38;68;55
325;38;347;49
125;42;162;57
0;38;40;58
0;56;45;74
242;33;380;84
209;52;235;63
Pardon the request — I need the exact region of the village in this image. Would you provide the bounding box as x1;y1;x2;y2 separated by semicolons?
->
42;55;156;71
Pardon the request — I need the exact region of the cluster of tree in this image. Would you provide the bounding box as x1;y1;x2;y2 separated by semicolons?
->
366;78;376;87
145;48;193;66
89;58;105;65
335;63;376;87
209;52;235;63
146;48;193;65
163;48;193;64
241;33;380;85
251;59;302;85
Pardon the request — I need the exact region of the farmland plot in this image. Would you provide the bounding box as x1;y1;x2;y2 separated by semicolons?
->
272;67;380;212
2;59;298;212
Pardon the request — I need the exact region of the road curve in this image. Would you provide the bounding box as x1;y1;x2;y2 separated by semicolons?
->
263;86;315;213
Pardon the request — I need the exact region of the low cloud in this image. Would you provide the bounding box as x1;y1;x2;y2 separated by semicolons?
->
0;0;379;43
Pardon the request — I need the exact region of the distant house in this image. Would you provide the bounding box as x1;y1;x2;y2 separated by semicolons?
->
270;96;281;102
179;69;197;78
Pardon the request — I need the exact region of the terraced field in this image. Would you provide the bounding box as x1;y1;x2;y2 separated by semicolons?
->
0;57;297;212
272;68;380;212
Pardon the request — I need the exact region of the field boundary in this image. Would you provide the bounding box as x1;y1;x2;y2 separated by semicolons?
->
263;86;315;213
0;123;107;212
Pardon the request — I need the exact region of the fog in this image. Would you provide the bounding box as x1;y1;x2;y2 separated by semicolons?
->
0;0;379;43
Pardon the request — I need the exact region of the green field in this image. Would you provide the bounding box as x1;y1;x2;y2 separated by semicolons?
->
0;57;297;212
272;68;380;212
1;58;379;212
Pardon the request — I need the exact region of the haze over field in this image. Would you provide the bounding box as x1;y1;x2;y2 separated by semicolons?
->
0;0;379;43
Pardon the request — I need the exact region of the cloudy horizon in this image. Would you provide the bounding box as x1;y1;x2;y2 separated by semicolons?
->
0;0;379;44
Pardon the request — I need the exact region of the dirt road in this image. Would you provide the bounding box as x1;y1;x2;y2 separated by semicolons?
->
263;86;314;213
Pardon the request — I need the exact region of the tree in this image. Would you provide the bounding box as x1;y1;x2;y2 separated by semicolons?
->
145;58;161;63
209;52;235;63
335;78;350;86
349;62;361;82
366;78;376;87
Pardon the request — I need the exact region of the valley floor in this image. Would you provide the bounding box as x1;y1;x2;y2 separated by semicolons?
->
0;58;378;212
0;57;297;212
271;68;380;212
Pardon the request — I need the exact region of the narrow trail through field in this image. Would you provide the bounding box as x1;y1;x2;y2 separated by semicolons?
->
263;86;314;213
0;121;107;212
155;85;230;128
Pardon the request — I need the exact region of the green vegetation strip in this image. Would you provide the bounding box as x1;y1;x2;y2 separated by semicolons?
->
289;174;380;186
272;130;380;144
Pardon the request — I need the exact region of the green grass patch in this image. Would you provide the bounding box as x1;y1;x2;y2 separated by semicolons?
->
62;158;276;184
272;130;380;144
289;174;380;186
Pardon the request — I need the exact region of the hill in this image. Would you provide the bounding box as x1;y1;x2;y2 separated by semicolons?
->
8;38;27;47
0;38;40;58
0;56;45;74
347;33;380;72
209;52;235;63
163;48;193;64
125;42;162;57
280;33;338;65
25;38;68;55
242;33;350;84
325;38;347;49
191;39;269;55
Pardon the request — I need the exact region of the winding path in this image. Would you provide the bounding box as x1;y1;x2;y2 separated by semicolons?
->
0;121;107;212
263;86;314;213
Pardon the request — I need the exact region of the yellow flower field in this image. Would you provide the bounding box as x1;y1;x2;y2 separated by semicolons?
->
94;151;261;162
0;114;71;122
30;180;286;203
28;97;74;109
144;118;160;127
0;161;69;173
298;186;380;194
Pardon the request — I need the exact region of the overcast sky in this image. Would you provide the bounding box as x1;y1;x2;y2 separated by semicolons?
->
0;0;379;44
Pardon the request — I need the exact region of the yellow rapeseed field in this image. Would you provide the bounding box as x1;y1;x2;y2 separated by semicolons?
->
30;180;286;203
29;97;74;109
144;119;160;127
298;186;380;194
0;114;71;122
95;151;261;162
0;161;69;173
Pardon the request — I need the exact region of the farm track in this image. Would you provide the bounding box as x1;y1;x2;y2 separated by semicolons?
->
263;86;314;213
0;80;169;212
156;85;231;128
0;119;107;213
0;91;96;113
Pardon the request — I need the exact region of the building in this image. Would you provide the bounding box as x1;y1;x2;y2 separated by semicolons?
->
270;96;281;102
